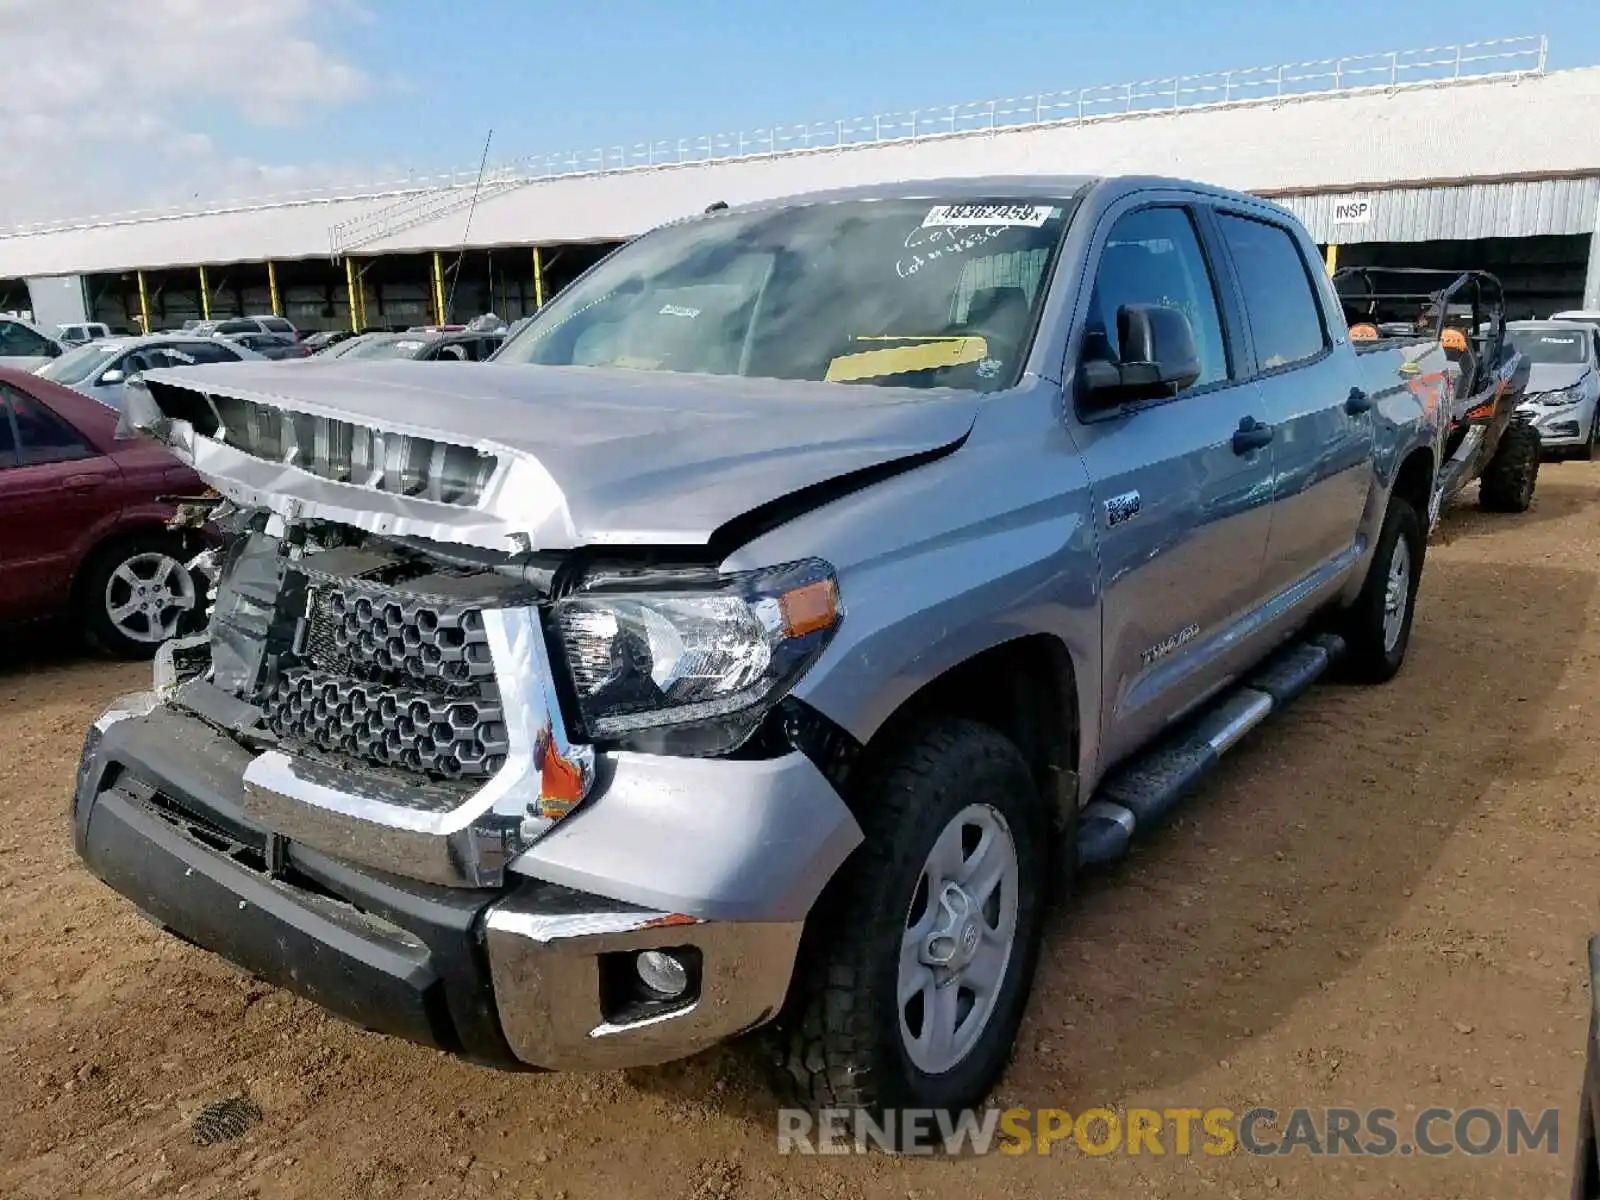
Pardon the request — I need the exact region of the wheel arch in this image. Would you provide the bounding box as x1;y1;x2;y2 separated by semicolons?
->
849;633;1081;831
1391;443;1436;522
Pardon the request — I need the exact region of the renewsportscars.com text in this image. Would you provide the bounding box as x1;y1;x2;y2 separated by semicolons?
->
777;1106;1561;1157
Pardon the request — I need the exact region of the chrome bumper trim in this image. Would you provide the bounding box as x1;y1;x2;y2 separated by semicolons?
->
484;899;803;1070
241;605;594;887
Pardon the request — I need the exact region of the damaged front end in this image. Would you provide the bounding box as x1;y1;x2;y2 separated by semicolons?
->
111;367;862;896
147;508;594;888
119;372;598;888
72;363;884;1069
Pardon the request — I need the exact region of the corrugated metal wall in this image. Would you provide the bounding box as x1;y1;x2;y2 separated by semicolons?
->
1278;177;1600;244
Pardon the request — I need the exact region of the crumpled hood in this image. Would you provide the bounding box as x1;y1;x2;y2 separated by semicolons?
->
1523;363;1590;397
133;360;979;552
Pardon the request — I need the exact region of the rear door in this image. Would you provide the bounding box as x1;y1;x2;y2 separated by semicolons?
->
1068;200;1277;766
0;383;118;620
1212;210;1375;600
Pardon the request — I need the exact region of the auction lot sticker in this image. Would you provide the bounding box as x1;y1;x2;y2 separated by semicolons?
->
922;204;1057;228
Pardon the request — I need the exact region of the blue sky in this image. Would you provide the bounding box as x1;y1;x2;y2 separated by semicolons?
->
236;0;1600;176
5;0;1598;226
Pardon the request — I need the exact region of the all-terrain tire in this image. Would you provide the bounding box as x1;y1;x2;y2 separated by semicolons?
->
770;718;1051;1128
1479;421;1541;512
1335;496;1424;685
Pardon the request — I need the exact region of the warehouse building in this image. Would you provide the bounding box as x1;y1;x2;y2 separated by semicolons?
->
3;35;1598;332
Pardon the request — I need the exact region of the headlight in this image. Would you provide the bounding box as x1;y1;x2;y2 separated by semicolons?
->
1535;386;1585;407
552;558;840;754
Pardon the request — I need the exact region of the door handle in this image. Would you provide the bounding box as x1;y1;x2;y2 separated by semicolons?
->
1345;387;1373;415
63;473;101;492
1232;416;1274;455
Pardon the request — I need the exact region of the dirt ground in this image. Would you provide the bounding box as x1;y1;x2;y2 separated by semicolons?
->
4;467;1600;1200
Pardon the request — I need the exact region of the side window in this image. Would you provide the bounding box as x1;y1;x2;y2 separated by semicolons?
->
216;318;256;335
0;395;16;467
181;341;242;364
261;317;294;335
1084;206;1229;390
1;385;95;466
0;320;54;358
1215;214;1329;372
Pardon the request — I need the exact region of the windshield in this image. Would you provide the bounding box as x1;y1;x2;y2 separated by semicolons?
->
36;341;121;385
339;335;434;361
495;197;1076;391
1509;328;1591;365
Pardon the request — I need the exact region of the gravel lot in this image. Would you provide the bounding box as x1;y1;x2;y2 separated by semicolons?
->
4;466;1599;1199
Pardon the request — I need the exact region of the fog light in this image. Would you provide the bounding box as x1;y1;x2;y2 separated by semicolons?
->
635;950;690;998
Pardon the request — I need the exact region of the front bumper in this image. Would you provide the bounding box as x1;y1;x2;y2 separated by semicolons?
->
1519;403;1590;449
72;699;832;1070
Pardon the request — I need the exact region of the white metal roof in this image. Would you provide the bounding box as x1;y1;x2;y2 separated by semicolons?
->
5;60;1600;280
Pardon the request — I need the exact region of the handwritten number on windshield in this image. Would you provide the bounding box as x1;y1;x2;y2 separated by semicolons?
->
895;225;1007;278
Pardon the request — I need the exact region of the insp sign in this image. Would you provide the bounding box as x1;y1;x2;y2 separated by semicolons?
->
1332;197;1374;225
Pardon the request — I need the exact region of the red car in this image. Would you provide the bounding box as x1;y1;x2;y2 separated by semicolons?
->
0;367;209;658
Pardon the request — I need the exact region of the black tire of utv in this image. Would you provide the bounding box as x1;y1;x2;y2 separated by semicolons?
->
1334;497;1424;685
770;718;1051;1132
1479;421;1541;512
76;532;190;660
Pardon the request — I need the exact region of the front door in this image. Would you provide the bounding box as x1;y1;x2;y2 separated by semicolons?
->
0;383;117;621
1069;203;1277;769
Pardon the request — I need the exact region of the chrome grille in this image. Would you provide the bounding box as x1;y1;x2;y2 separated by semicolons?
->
262;667;508;780
258;572;510;783
301;575;495;692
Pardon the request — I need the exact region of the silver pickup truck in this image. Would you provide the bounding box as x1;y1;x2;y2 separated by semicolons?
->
74;175;1446;1119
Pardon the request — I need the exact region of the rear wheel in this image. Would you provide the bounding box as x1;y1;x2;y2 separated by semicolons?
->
77;534;198;659
1336;496;1424;684
1479;421;1540;512
771;719;1050;1128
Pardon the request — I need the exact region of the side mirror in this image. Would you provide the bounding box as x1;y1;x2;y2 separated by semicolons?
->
1080;304;1203;405
98;369;125;386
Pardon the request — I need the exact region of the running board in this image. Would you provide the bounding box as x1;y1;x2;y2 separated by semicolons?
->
1076;633;1345;867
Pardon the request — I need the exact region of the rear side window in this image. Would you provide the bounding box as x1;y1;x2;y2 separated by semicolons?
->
0;320;55;358
261;317;294;334
1;385;95;466
179;341;242;364
1215;214;1328;371
216;318;257;335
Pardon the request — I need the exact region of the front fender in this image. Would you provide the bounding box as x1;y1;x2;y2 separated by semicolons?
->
722;384;1105;779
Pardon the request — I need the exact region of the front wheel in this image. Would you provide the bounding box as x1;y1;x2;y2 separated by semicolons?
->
772;719;1050;1126
77;534;199;659
1336;497;1424;684
1479;421;1540;512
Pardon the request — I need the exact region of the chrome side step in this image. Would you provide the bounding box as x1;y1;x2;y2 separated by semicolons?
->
1076;634;1344;867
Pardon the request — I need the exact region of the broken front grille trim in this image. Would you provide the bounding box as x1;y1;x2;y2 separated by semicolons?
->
242;605;596;888
147;381;499;507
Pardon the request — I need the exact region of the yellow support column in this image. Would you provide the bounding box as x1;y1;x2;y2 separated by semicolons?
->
198;264;211;320
532;246;545;310
431;252;446;325
136;270;151;333
345;258;360;331
268;261;281;316
1325;244;1339;275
